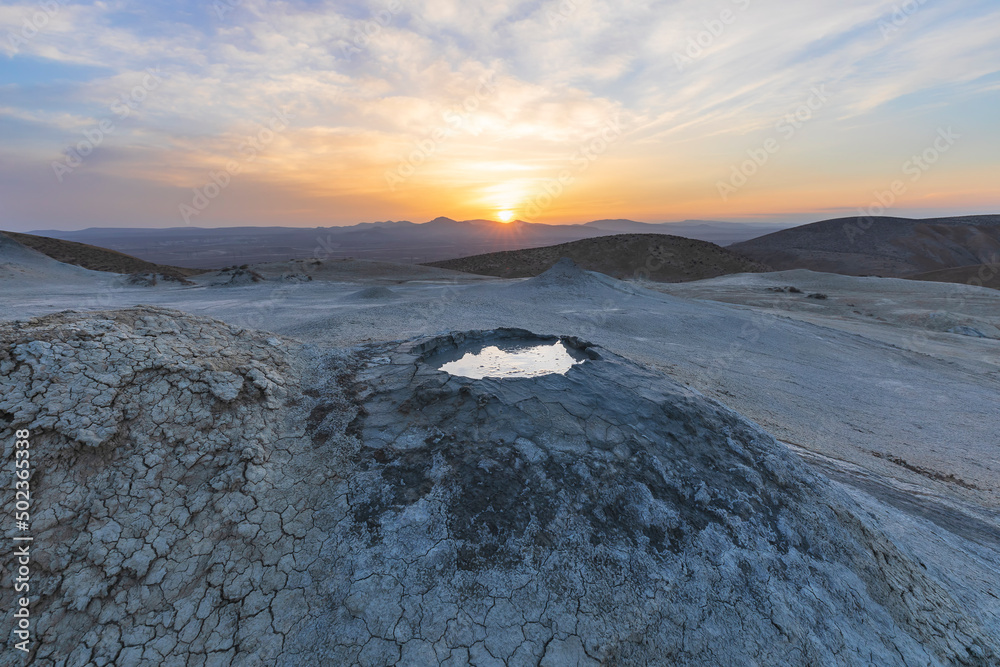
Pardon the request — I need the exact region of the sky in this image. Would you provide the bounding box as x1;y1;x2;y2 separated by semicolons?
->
1;0;998;231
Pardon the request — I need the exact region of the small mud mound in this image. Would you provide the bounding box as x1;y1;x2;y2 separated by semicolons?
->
346;285;397;300
949;325;988;338
119;272;194;287
914;312;999;339
279;272;312;283
530;256;590;284
209;267;266;287
517;257;642;295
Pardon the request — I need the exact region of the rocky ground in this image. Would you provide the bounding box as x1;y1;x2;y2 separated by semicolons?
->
2;253;1000;664
2;310;998;665
1;309;303;665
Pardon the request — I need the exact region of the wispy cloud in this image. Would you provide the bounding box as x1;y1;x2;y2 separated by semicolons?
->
1;0;998;229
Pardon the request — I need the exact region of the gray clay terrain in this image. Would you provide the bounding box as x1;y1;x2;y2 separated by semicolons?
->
2;234;999;665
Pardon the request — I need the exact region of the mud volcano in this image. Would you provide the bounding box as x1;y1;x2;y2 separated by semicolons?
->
330;329;995;665
1;312;995;665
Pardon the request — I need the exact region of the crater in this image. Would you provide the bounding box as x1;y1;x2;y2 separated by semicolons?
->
421;330;596;379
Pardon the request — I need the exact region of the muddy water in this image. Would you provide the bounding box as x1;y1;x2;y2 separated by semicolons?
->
434;340;586;379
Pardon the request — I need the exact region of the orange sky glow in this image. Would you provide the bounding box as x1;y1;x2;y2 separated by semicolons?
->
0;1;998;230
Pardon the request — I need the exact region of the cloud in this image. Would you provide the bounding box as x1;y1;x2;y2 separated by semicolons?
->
0;0;998;229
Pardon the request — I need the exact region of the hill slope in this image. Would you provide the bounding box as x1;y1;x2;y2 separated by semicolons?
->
2;231;205;277
730;215;1000;277
584;219;793;245
0;232;109;283
425;233;770;281
906;263;1000;290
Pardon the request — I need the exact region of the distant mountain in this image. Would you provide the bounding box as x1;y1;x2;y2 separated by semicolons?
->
32;217;788;269
32;218;608;268
730;215;1000;277
425;233;771;282
584;219;658;232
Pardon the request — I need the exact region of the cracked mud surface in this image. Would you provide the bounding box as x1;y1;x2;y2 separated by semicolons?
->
1;308;998;665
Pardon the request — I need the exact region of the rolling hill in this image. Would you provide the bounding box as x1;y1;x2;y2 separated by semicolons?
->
2;230;205;277
425;233;771;281
585;219;792;244
730;215;1000;277
0;232;109;283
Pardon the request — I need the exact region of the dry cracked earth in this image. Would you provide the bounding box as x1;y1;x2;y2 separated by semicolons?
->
1;308;998;665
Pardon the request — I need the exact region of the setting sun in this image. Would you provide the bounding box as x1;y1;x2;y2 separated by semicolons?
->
498;210;515;223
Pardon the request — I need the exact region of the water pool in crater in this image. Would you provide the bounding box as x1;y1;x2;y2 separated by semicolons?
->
433;339;587;379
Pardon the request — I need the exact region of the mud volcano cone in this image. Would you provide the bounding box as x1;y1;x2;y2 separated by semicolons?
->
323;328;995;665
